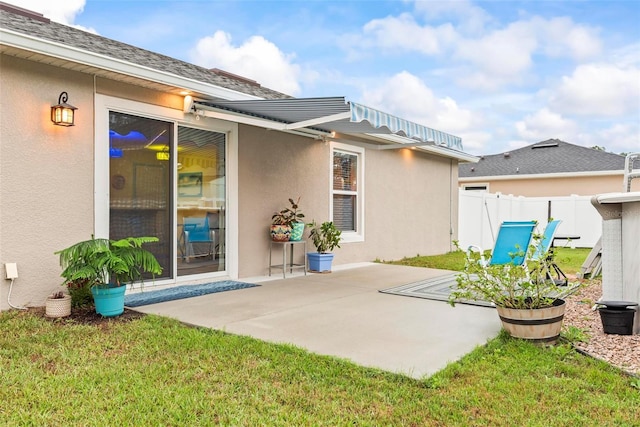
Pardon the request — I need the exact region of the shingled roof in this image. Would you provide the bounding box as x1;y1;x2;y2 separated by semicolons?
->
0;3;289;100
459;139;627;178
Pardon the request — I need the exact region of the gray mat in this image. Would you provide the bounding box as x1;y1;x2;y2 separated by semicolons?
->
125;280;259;307
379;274;581;308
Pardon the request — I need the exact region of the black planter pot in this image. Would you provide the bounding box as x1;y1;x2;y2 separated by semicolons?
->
596;301;638;335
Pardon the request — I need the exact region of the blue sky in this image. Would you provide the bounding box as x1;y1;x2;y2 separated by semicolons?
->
10;0;640;155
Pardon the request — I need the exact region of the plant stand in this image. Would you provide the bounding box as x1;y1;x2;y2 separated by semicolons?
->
269;240;307;278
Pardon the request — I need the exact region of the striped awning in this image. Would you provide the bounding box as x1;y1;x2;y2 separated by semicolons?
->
192;97;463;151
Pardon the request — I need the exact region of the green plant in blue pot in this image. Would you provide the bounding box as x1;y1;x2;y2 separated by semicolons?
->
56;236;162;317
307;221;341;272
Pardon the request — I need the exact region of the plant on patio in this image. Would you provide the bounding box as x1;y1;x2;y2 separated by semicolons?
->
270;197;304;242
55;236;163;317
449;235;567;342
306;220;342;272
45;290;71;318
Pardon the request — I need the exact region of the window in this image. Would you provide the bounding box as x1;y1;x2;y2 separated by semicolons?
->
331;142;364;241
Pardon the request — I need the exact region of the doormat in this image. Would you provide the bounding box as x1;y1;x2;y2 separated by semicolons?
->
379;274;581;308
125;281;259;307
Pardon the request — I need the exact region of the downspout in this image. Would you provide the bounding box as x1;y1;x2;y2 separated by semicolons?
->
449;158;453;252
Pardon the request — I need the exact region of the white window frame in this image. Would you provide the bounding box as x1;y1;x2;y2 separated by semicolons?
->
330;141;364;243
94;94;239;281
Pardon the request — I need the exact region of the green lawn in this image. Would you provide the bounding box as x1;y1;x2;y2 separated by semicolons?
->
1;310;638;426
387;247;592;276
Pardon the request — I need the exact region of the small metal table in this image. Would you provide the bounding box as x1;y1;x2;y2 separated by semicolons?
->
269;240;307;278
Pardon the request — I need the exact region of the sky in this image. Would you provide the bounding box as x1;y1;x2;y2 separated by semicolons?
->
8;0;640;155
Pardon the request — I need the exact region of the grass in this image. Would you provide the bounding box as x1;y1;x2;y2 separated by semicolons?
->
1;311;638;426
388;247;592;275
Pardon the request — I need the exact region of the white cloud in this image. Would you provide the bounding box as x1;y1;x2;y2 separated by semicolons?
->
574;122;640;154
190;31;302;96
361;13;456;55
6;0;96;32
514;108;578;141
412;0;492;35
549;63;640;116
359;71;477;136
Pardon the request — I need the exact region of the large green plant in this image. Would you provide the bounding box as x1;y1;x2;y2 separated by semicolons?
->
307;221;342;254
449;235;560;309
56;236;163;288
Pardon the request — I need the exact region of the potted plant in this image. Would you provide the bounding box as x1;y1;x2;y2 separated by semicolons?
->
306;220;341;272
284;197;305;241
449;235;566;344
270;197;305;242
45;290;71;318
270;211;292;242
55;236;163;317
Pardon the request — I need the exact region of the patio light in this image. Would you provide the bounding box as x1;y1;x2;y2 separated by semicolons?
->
51;92;77;126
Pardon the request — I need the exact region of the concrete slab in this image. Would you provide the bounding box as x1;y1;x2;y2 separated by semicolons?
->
133;263;501;379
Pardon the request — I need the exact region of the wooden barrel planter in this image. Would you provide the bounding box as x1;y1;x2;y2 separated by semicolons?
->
496;299;566;344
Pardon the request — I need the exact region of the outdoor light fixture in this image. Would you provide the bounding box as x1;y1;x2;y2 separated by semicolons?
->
51;92;77;126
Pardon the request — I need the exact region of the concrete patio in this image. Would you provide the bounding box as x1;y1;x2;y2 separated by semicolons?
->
132;263;501;379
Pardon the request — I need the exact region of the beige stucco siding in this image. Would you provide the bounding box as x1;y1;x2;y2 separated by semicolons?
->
1;53;461;307
0;55;95;309
237;125;459;277
461;174;637;197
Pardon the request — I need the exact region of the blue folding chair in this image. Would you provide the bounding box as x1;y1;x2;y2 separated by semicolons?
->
181;216;216;262
469;221;536;267
535;219;567;285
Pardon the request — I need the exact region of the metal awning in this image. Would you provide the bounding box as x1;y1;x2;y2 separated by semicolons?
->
190;97;463;151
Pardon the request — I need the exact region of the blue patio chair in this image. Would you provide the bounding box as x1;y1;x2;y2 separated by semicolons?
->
181;216;216;262
469;220;536;267
531;219;562;261
534;219;568;285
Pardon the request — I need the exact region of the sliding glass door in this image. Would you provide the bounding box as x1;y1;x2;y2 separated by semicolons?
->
176;126;226;276
108;112;173;279
107;111;226;280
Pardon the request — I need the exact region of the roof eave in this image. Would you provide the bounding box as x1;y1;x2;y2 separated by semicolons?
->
0;27;261;101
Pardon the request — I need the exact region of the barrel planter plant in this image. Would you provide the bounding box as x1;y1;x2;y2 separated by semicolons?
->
449;234;566;344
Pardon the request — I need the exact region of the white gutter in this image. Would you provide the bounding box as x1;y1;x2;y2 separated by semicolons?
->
370;134;479;163
0;28;261;101
459;169;629;182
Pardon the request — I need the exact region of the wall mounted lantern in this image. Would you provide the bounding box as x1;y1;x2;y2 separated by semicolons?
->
51;92;77;126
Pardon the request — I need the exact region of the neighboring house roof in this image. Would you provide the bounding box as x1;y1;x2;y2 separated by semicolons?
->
0;3;288;100
459;139;627;178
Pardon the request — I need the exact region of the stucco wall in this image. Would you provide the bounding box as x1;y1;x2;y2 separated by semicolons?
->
0;55;95;310
1;53;462;307
461;174;637;197
237;124;459;277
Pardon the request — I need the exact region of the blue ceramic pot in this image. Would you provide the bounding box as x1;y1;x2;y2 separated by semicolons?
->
307;252;334;272
91;285;126;317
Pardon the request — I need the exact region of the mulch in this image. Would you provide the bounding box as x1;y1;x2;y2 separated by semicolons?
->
31;306;145;326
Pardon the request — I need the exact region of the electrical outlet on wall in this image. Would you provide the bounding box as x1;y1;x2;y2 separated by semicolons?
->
5;263;18;279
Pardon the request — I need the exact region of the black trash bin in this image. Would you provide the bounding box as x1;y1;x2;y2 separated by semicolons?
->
596;301;638;335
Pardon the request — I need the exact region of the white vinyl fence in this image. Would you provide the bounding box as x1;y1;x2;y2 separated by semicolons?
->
458;192;601;251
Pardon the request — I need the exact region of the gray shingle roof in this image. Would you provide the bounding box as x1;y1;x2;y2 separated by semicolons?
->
0;5;289;100
459;139;626;177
